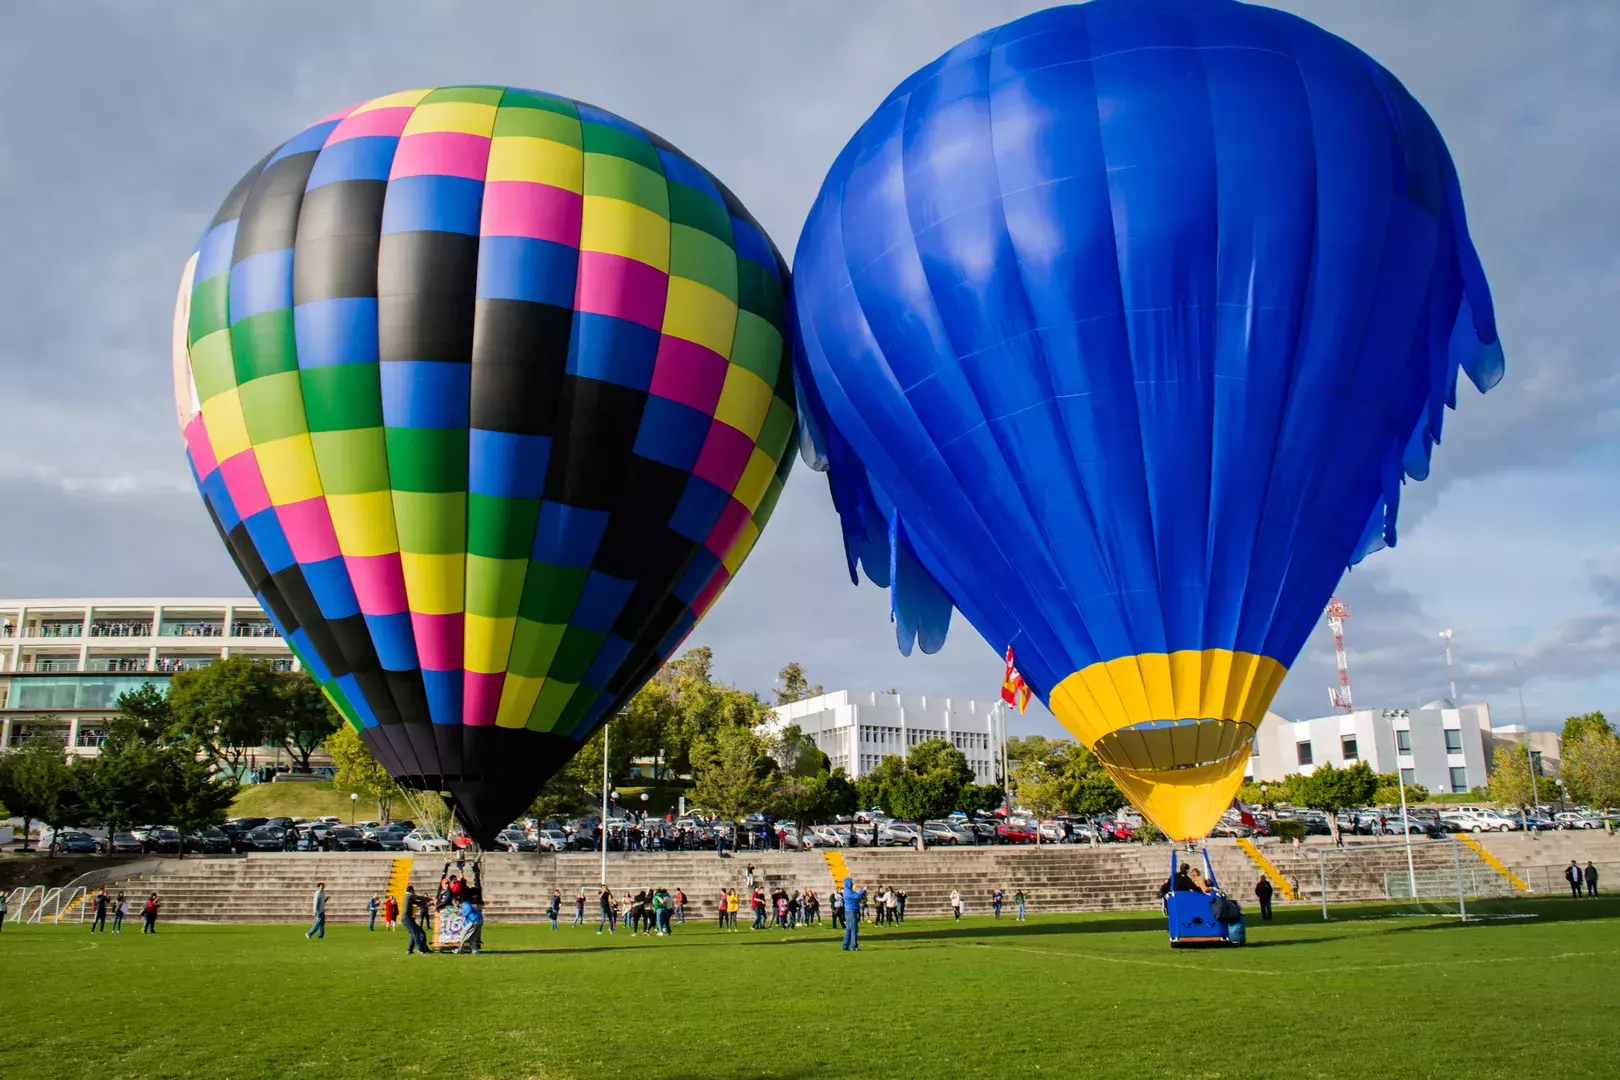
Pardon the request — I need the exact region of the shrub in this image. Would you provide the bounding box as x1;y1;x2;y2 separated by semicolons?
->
1269;819;1307;842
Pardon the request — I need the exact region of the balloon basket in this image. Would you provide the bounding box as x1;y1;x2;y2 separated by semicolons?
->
1165;847;1245;948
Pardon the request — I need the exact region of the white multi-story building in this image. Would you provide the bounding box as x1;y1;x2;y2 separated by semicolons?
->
0;597;297;755
764;690;1005;786
1246;700;1494;794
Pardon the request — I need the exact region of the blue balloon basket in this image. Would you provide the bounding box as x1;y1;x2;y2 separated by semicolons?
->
1165;848;1245;948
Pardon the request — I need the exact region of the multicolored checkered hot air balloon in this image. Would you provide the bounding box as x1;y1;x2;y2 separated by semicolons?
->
172;86;795;844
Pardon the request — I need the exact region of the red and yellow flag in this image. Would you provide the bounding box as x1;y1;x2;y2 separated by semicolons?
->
1001;647;1031;713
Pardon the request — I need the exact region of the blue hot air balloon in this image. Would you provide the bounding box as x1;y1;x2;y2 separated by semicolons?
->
791;0;1503;839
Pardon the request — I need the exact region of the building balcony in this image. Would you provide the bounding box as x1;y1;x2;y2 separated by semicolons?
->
89;620;154;638
158;621;225;638
231;621;282;639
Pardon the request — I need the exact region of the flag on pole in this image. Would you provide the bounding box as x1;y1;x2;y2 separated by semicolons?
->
1001;647;1031;714
1230;797;1256;828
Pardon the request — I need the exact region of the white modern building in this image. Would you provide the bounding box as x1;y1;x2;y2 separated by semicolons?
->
0;597;297;755
764;690;1005;786
1246;699;1495;794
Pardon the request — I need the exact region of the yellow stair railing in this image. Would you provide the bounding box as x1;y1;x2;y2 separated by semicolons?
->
1236;836;1299;901
1455;834;1530;892
821;849;849;889
386;856;415;908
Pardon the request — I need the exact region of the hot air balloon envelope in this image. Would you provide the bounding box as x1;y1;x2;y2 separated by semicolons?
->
791;0;1502;839
175;86;796;843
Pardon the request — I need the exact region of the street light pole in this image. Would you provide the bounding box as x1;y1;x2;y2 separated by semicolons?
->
601;720;610;887
1515;662;1539;821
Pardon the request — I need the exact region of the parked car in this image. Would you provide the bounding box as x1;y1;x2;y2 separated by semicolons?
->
239;826;287;852
1555;811;1602;830
495;828;538;853
146;828;183;854
879;822;921;847
403;828;451;853
185;828;232;854
808;825;848;848
101;831;145;855
41;829;100;854
923;821;964;846
996;822;1038;844
323;827;380;852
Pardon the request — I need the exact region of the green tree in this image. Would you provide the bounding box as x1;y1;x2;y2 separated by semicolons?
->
690;724;771;819
888;772;956;823
80;740;166;856
1371;771;1429;807
768;768;858;844
526;723;634;820
267;670;340;771
165;656;281;774
325;724;404;821
1290;761;1378;843
856;753;906;813
1564;729;1620;811
770;723;829;778
107;682;171;747
1008;739;1124;817
1485;745;1557;810
1561;713;1618;806
1006;734;1065;771
0;740;84;853
645;647;772;775
156;746;238;853
958;783;1005;817
773;662;822;706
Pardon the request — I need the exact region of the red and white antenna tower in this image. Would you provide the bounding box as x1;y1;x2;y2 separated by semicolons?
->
1326;596;1353;713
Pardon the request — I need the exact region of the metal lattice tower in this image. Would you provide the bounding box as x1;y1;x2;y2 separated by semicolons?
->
1326;596;1353;713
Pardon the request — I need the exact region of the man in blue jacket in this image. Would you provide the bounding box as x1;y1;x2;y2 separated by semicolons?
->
839;877;867;951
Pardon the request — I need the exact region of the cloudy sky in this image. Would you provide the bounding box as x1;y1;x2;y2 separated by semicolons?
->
2;1;1616;739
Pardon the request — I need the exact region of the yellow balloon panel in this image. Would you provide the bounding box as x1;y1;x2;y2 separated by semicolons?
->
1048;649;1287;840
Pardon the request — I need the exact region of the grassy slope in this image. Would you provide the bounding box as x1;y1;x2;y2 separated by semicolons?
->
2;899;1617;1080
228;781;374;822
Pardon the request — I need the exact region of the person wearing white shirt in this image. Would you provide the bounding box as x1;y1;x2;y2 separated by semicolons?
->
306;883;327;939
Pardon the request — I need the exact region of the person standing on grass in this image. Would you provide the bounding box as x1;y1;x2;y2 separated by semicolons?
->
547;889;562;930
717;887;729;929
675;887;686;924
950;889;963;920
574;888;585;927
403;886;428;954
141;893;160;933
831;888;845;930
1014;888;1026;921
839;877;867;951
0;890;8;931
727;888;740;930
597;885;612;934
1585;862;1599;897
367;894;380;931
383;894;399;931
992;888;1004;919
1566;861;1584;898
91;888;109;933
1255;876;1274;920
306;883;328;940
113;893;128;933
896;888;908;923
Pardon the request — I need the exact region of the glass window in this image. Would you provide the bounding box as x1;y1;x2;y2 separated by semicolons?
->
4;674;171;711
1396;729;1411;753
1400;768;1415;787
1444;729;1463;754
1449;766;1468;793
1296;741;1314;766
1341;736;1358;761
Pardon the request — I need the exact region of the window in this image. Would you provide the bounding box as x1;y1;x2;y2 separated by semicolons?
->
1449;766;1468;793
1444;729;1463;754
1396;729;1411;753
1400;768;1415;787
1340;736;1358;761
1296;741;1314;766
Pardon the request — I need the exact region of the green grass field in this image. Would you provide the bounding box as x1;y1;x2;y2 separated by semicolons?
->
3;899;1616;1080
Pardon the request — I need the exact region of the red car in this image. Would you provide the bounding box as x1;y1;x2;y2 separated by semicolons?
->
996;822;1038;844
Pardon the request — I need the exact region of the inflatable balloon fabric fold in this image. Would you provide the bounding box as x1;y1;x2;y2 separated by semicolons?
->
174;86;796;843
791;0;1502;840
